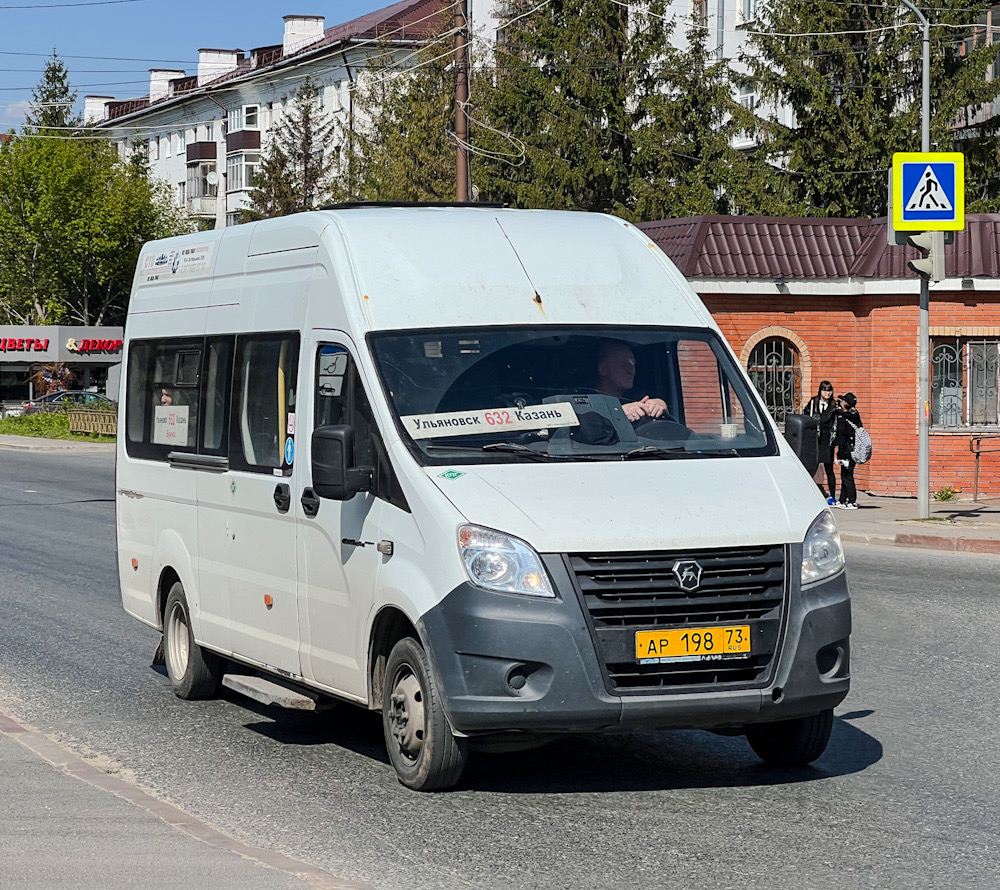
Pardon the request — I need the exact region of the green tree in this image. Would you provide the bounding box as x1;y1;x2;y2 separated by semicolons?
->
473;1;779;219
475;0;639;214
744;0;1000;215
24;50;81;132
243;76;337;220
630;11;789;218
333;31;458;202
0;136;185;326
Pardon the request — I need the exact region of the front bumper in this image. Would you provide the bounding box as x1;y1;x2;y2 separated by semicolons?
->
418;544;850;735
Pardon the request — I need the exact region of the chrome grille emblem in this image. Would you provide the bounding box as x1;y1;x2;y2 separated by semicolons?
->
672;559;703;591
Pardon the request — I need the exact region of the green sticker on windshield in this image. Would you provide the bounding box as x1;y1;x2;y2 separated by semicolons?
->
439;470;465;481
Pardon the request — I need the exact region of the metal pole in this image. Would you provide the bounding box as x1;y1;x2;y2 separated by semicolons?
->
899;0;931;517
454;0;470;202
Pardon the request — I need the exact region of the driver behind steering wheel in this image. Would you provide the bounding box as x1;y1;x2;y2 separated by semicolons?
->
595;341;668;423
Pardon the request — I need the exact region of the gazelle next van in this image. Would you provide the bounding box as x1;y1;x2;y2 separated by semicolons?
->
116;207;850;790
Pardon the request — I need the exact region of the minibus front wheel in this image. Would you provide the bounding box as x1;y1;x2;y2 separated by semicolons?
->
163;581;221;700
382;637;467;791
744;708;834;767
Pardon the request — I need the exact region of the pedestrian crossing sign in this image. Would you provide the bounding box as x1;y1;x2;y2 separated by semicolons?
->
892;152;964;231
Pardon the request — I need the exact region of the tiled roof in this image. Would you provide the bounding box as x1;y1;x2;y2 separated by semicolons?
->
639;214;1000;280
316;0;448;46
102;0;448;121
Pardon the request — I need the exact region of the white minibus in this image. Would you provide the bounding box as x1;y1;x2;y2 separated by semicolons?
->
116;207;850;790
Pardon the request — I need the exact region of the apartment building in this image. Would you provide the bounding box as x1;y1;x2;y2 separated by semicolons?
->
89;0;499;227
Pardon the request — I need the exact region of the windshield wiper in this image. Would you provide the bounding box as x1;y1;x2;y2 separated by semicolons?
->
423;442;556;460
625;446;740;459
480;442;558;460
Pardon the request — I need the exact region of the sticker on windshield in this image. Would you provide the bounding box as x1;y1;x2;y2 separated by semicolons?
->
402;402;579;439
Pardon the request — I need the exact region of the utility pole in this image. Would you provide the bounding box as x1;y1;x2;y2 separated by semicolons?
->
454;0;470;202
899;0;931;519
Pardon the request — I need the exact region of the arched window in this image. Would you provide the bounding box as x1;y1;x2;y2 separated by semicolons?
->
746;337;801;426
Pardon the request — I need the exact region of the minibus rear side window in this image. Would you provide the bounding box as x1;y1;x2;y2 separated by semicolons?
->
124;337;203;459
230;333;300;475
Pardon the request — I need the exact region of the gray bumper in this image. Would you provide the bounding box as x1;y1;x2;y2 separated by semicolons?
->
418;546;850;735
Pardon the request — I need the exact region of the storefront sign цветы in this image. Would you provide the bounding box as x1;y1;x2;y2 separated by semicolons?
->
0;337;50;352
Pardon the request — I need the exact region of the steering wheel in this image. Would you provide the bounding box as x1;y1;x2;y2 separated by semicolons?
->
633;417;691;441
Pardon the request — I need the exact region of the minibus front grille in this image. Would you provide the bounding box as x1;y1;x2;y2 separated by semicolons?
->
566;544;786;694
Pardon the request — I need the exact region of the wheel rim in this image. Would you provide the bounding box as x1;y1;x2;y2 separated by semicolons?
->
388;665;426;763
165;601;190;678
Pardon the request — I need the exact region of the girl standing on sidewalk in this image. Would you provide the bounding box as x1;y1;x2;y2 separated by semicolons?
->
803;380;838;502
833;392;863;509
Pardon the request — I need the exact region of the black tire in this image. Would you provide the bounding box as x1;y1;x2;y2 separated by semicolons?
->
745;708;834;767
382;637;467;791
163;581;221;700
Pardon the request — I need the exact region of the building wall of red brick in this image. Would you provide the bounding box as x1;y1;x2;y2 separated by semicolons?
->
700;289;1000;499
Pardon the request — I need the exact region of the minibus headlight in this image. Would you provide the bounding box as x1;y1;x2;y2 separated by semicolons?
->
801;510;846;587
458;525;555;597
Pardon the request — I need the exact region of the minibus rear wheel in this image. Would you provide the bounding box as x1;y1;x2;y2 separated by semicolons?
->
163;581;221;700
382;637;467;791
744;708;834;767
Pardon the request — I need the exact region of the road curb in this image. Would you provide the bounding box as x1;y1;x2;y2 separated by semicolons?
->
841;531;1000;554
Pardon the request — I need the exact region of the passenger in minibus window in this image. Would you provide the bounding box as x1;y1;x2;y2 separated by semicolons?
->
159;387;175;406
595;341;668;422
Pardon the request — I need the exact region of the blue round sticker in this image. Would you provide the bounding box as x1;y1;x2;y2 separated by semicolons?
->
284;437;294;465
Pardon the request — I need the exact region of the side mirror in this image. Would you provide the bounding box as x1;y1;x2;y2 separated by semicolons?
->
784;413;820;476
312;425;372;500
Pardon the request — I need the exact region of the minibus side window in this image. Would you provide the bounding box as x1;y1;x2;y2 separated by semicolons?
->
230;333;300;475
124;337;202;458
201;336;234;454
315;344;408;511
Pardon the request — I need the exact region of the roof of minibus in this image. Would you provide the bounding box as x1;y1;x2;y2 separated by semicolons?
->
130;208;714;333
316;207;711;331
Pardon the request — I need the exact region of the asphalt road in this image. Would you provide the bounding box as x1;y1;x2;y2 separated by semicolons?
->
0;449;998;889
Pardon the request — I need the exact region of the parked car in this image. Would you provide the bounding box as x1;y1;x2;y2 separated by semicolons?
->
22;391;115;415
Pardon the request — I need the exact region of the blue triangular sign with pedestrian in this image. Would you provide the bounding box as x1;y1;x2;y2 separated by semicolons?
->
891;152;964;231
905;166;953;213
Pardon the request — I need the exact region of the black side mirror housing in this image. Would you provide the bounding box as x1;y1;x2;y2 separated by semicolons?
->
784;413;820;476
312;425;372;500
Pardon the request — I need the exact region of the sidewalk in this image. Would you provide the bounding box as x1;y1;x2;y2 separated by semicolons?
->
0;710;364;889
832;491;1000;555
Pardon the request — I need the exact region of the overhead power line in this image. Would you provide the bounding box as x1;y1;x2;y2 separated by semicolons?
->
0;0;150;7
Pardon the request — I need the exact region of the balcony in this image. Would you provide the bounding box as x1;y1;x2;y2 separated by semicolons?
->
186;142;217;162
186;196;218;216
226;129;261;152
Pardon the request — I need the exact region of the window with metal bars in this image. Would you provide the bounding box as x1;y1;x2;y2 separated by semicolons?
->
932;338;1000;429
746;337;801;428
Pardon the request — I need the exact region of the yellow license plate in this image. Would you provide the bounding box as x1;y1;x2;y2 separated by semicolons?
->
635;625;751;662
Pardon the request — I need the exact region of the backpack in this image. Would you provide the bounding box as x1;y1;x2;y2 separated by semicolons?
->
847;420;872;464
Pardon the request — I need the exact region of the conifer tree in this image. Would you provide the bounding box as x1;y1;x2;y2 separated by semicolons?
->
475;0;638;214
243;76;336;220
744;0;1000;215
24;50;81;132
630;10;790;218
332;26;458;203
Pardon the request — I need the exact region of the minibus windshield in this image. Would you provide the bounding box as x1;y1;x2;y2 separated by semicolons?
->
370;326;777;464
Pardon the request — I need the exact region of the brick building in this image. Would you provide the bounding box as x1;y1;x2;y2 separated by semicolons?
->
641;214;1000;499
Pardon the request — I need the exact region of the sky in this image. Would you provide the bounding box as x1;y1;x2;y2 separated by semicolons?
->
0;0;394;127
